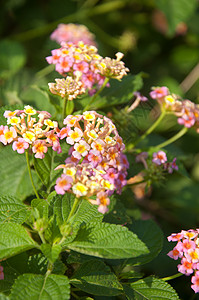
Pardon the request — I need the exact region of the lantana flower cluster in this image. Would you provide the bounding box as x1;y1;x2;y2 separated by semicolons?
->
0;106;61;158
150;86;199;131
54;111;129;213
46;41;129;94
168;229;199;293
50;23;97;46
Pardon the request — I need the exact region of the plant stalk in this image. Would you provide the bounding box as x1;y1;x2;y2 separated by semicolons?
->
127;110;167;150
154;126;188;149
63;97;68;120
25;150;40;200
84;77;109;111
161;272;183;281
66;197;81;223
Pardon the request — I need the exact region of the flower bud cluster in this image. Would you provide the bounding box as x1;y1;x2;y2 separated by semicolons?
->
0;106;61;158
55;111;129;214
168;229;199;293
152;151;178;173
46;41;128;93
150;86;199;131
50;23;97;46
48;74;85;100
98;52;129;80
136;151;178;174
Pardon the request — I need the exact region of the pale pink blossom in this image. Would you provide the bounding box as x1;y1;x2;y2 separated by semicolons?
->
55;174;73;194
12;138;29;154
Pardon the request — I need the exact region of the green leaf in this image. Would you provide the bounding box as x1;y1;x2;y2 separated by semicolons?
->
0;294;10;300
124;277;179;300
0;145;41;201
54;194;103;227
156;0;198;36
41;244;62;263
33;148;55;189
71;260;123;296
0;195;31;224
20;85;56;114
0;40;26;79
10;274;70;300
77;74;143;110
27;253;66;275
103;197;130;225
31;198;49;219
0;223;37;260
67;222;149;259
126;220;163;266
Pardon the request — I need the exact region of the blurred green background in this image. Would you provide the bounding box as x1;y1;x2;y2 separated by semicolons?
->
1;0;199;298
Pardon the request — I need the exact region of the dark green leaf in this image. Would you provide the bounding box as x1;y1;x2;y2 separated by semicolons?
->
71;260;123;296
126;220;163;266
124;277;179;300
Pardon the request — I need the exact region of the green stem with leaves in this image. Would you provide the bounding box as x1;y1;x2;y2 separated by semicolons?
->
84;77;109;111
25;150;40;200
154;126;188;149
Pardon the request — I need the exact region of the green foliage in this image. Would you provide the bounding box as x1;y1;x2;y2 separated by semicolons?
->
0;145;41;200
126;220;163;265
71;260;123;296
156;0;198;36
0;40;26;80
77;74;143;110
10;274;70;300
124;277;179;300
0;195;31;224
0;223;37;260
40;244;62;264
67;222;149;259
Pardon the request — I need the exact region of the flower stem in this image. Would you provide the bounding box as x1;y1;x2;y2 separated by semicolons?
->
25;150;40;200
127;110;167;149
66;197;81;223
84;77;109;111
63;97;68;120
154;126;188;149
161;272;183;281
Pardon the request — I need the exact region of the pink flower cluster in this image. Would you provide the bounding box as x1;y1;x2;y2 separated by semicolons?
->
150;86;199;131
46;41;128;94
0;265;4;280
168;229;199;293
54;111;129;214
50;23;97;46
0;106;61;159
